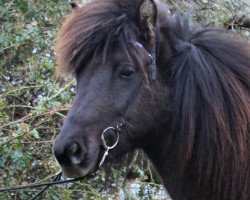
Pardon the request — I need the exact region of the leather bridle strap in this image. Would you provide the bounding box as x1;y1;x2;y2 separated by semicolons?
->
131;41;157;80
98;40;157;169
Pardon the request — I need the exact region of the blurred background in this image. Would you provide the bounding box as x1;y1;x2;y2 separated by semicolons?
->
0;0;249;199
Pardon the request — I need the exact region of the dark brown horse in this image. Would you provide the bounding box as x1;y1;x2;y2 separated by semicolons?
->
53;0;250;199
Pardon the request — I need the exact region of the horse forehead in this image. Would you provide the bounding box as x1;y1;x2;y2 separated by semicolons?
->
84;47;132;72
111;45;132;61
78;64;110;85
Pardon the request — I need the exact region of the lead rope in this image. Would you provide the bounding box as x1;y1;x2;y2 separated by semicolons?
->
0;171;87;199
31;172;62;200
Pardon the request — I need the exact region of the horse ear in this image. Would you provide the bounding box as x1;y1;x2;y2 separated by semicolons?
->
70;3;79;10
136;0;157;41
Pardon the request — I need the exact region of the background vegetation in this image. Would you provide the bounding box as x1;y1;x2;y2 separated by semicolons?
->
0;0;249;199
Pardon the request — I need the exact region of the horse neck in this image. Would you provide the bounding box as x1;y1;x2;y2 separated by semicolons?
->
143;126;190;199
143;123;250;200
145;10;250;200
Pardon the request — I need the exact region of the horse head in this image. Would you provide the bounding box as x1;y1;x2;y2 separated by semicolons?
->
53;0;165;178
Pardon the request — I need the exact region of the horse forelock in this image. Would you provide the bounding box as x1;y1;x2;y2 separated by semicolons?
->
55;0;148;76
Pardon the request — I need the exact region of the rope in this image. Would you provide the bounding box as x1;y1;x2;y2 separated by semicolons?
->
0;171;86;199
31;172;62;200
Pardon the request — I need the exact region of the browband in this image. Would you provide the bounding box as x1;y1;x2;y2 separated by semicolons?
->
131;41;157;80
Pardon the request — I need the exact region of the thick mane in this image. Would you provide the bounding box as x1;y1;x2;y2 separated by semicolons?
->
55;0;141;75
167;15;250;199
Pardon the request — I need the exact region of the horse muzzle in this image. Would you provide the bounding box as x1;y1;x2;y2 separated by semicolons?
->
53;120;124;178
53;137;99;178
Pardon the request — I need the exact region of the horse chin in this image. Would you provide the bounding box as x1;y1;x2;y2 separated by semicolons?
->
59;150;100;178
60;161;96;178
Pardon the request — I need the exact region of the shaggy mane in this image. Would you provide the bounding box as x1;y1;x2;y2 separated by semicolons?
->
166;15;250;199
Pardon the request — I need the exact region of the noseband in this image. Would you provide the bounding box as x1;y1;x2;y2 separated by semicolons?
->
131;41;157;80
97;40;157;171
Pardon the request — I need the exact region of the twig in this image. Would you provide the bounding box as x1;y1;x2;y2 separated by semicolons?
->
1;105;66;118
1;42;27;51
121;150;139;187
147;161;155;184
0;113;33;129
18;140;53;144
46;80;74;101
169;0;185;13
0;174;85;192
0;85;46;98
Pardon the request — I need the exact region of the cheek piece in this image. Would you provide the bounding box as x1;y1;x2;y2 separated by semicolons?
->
94;40;157;174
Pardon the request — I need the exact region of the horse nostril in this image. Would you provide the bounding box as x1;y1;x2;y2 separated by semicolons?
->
67;142;84;164
54;141;86;165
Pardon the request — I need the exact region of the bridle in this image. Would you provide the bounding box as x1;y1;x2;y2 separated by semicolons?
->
98;120;125;169
96;40;157;172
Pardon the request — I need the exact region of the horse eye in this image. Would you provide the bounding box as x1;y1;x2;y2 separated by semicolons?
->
119;67;135;78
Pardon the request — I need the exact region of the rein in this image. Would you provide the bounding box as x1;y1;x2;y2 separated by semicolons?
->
0;172;83;200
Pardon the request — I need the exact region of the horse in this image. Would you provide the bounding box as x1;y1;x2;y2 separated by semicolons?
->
53;0;250;199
